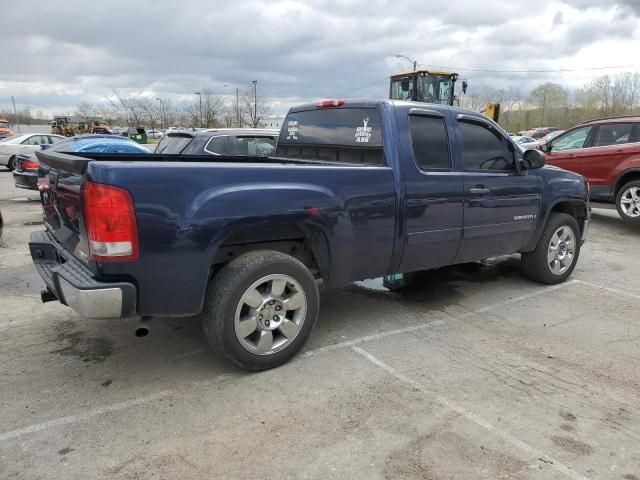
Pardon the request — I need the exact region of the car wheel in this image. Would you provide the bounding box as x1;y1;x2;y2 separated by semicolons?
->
7;156;16;171
615;181;640;224
521;213;581;285
200;250;319;370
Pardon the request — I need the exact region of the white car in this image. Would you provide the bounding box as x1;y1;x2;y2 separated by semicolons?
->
0;133;65;170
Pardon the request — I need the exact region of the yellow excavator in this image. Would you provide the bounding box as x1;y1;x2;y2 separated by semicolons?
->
389;70;500;123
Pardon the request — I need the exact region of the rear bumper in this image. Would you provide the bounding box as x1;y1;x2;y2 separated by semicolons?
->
29;230;137;319
13;171;38;190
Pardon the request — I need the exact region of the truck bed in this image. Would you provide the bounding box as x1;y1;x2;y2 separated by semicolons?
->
35;149;398;316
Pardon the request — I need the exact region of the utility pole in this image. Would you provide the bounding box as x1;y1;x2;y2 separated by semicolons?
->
195;92;202;128
252;80;258;128
11;96;20;133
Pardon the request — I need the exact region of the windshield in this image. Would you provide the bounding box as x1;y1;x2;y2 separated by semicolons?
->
390;73;454;105
0;121;9;129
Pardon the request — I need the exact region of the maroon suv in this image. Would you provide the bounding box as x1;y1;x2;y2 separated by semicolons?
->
542;116;640;223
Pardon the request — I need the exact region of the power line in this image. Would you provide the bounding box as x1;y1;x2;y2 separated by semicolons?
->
417;63;637;73
328;77;388;98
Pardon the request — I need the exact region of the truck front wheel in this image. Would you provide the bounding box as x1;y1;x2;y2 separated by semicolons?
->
521;213;581;285
201;250;319;370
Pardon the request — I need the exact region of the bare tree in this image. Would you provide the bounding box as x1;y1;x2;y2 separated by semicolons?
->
240;87;271;128
76;101;97;121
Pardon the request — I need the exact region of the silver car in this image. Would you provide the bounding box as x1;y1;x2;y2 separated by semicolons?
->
0;133;65;170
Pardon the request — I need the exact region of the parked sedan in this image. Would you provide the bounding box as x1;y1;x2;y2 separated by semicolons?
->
13;135;151;191
0;134;65;171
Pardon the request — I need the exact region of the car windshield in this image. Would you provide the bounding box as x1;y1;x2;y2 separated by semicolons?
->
0;121;9;128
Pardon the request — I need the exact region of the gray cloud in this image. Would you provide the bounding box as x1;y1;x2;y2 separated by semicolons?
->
0;0;638;116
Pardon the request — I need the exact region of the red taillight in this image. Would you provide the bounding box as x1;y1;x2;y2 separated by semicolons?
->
315;99;344;108
83;181;139;262
22;160;40;171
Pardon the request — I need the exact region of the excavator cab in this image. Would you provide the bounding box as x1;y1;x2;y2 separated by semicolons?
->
389;70;463;106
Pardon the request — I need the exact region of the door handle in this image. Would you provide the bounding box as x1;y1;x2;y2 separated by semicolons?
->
469;187;490;195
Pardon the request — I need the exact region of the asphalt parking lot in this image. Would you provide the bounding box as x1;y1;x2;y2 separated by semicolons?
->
1;169;639;480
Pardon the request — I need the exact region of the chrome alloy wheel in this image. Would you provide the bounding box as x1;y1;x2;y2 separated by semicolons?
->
234;274;307;355
619;186;640;218
547;226;576;275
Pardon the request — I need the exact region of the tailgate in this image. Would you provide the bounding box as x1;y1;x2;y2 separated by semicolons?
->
35;150;91;262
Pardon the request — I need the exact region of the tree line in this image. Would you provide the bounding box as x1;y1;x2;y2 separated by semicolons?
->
461;72;640;133
84;87;272;129
1;87;272;130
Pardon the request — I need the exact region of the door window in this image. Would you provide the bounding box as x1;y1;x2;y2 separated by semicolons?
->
593;123;633;147
22;135;47;146
205;135;229;155
551;126;592;152
409;115;451;170
230;136;275;156
459;121;514;171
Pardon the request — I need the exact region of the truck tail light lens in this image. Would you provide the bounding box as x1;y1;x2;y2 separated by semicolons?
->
21;159;40;171
315;99;344;108
83;181;139;261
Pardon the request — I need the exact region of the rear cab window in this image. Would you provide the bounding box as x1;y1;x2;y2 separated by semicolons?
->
156;134;193;154
276;107;386;165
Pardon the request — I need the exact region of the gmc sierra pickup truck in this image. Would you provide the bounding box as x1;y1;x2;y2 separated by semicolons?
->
30;99;590;370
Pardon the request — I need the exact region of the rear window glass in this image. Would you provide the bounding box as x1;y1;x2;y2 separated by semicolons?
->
156;134;193;154
276;108;385;165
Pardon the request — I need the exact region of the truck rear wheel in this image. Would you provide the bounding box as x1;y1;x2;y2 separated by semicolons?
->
615;181;640;224
521;213;580;285
201;250;319;370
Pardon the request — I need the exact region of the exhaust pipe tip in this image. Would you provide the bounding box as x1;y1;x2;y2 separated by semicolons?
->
135;326;149;338
41;289;57;303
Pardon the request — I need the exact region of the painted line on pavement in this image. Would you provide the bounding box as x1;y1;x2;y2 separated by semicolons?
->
352;345;591;480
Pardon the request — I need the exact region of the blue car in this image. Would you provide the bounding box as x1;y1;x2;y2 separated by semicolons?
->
13;135;150;190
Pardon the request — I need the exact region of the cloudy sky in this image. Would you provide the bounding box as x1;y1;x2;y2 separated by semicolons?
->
1;0;639;118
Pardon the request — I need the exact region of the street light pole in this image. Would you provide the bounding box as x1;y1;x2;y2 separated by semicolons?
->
194;92;202;128
156;98;164;130
252;80;257;128
11;96;20;133
394;54;417;71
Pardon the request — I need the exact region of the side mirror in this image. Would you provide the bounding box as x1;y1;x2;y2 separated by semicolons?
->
540;142;552;153
400;77;410;92
523;149;546;170
462;80;468;94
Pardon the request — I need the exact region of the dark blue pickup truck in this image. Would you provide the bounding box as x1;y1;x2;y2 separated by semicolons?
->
30;99;590;370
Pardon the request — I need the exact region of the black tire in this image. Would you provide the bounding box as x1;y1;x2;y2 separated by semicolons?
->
201;250;319;371
521;212;581;285
615;180;640;224
7;156;16;171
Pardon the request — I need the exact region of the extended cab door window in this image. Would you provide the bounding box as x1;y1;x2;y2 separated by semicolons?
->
409;115;451;170
276;108;385;165
459;121;514;171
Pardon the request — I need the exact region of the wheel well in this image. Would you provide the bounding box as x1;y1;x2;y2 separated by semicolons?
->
614;171;640;196
211;224;330;280
550;201;587;232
